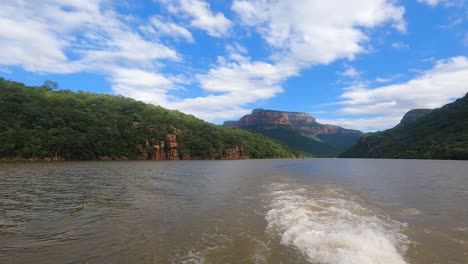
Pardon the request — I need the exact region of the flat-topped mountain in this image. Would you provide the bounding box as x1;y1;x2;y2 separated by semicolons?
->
224;109;361;135
341;94;468;160
224;109;316;127
224;109;362;157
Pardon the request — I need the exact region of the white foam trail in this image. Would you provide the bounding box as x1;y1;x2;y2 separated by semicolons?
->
264;183;409;264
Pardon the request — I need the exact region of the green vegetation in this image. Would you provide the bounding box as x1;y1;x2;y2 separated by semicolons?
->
249;128;345;157
341;94;468;160
0;78;299;160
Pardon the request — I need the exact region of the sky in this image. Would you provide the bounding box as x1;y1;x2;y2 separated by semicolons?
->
0;0;467;131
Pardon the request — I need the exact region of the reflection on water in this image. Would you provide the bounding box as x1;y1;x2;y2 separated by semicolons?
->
0;159;467;263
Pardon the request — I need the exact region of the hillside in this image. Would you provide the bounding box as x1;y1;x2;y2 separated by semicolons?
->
224;109;362;157
0;78;300;160
399;109;433;125
341;94;468;160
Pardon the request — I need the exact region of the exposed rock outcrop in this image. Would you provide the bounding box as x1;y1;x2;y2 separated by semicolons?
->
224;109;361;136
135;128;252;160
137;133;180;160
223;145;247;160
165;133;180;160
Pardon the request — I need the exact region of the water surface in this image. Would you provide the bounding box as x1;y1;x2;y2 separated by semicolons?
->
0;159;467;263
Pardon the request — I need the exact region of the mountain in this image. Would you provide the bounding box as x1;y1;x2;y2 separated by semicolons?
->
399;109;433;125
341;94;468;160
0;78;300;161
224;109;363;157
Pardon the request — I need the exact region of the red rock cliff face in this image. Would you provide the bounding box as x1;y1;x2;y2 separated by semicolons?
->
165;133;179;160
233;109;316;129
137;133;180;160
137;133;248;160
224;109;360;136
223;145;247;160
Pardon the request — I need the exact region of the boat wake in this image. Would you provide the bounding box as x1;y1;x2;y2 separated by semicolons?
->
263;182;409;264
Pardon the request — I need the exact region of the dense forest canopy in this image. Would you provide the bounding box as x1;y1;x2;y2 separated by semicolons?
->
340;93;468;160
0;78;299;160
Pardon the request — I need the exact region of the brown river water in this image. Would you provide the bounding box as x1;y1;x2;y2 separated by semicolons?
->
0;159;467;263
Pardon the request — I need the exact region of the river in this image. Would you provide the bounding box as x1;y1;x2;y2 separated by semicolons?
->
0;159;467;263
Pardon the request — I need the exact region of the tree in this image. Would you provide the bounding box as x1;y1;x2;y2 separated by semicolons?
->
42;80;59;91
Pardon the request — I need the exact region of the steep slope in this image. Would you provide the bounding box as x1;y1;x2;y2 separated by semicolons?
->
341;94;468;160
0;78;300;160
224;109;362;157
399;109;433;125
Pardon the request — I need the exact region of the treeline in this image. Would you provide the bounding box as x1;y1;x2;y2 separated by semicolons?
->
0;78;299;160
250;127;343;157
341;93;468;160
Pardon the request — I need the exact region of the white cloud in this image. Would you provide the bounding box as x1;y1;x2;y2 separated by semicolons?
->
317;116;402;132
392;41;410;50
324;56;468;131
158;0;232;37
167;51;299;121
232;0;405;66
417;0;466;7
340;67;360;78
0;0;179;74
416;0;457;6
375;73;403;83
417;0;442;6
111;68;178;104
141;16;194;43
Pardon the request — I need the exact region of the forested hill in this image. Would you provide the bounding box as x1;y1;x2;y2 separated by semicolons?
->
0;78;300;160
340;93;468;160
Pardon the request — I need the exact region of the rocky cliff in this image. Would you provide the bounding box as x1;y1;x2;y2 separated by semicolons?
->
224;109;362;157
224;109;361;136
136;131;248;160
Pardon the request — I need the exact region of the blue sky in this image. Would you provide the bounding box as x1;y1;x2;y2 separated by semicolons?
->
1;0;467;131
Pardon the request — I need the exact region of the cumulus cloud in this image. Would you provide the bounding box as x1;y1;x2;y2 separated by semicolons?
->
417;0;443;6
140;16;194;43
163;46;299;121
232;0;405;66
417;0;467;7
317;116;402;132
375;73;404;83
157;0;232;37
0;0;179;73
340;66;360;78
323;56;468;131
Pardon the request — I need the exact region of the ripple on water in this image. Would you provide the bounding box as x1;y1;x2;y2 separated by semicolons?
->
263;182;410;264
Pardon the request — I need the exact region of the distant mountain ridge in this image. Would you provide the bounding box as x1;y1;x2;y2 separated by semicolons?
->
341;93;468;160
224;109;362;157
